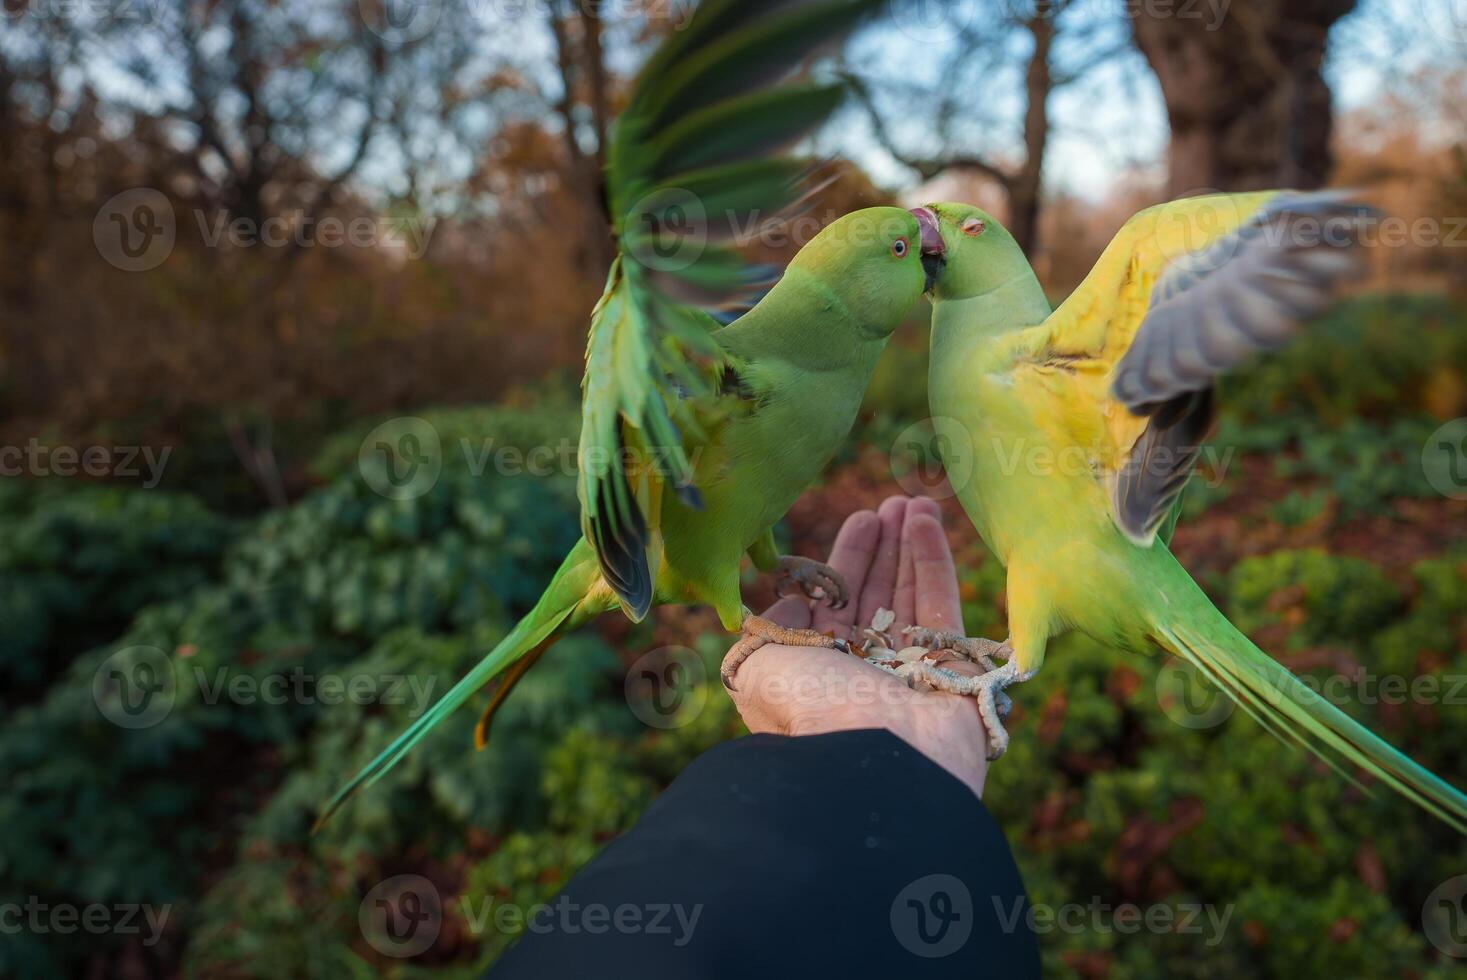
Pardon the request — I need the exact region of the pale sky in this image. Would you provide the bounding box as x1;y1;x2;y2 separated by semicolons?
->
22;0;1463;209
839;0;1465;203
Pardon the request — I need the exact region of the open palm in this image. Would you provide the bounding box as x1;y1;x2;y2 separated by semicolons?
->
726;496;995;798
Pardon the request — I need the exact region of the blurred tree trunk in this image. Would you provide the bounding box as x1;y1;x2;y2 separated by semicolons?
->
1133;0;1357;197
0;60;33;314
0;28;76;412
1008;10;1055;258
548;1;616;280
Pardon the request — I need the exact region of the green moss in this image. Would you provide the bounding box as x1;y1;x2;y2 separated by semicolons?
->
1226;549;1401;648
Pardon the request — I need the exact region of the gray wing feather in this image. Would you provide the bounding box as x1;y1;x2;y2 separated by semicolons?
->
1112;390;1214;546
1108;191;1374;544
1112;191;1373;414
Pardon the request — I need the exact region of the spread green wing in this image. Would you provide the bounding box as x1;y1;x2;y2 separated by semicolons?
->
578;0;880;619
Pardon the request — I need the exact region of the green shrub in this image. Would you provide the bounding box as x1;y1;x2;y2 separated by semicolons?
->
974;539;1467;979
0;485;233;697
1226;549;1401;648
311;394;582;485
9;296;1467;980
1220;293;1467;426
183;639;742;978
0;402;587;976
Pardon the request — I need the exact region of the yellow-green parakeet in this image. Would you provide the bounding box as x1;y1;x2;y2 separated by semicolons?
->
911;192;1467;831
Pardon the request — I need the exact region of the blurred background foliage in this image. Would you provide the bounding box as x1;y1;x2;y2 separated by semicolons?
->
2;0;1467;977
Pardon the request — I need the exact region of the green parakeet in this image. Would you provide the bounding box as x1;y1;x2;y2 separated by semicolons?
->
909;191;1467;831
317;0;928;825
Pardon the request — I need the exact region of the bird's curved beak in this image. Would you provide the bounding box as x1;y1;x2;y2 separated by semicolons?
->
910;206;945;293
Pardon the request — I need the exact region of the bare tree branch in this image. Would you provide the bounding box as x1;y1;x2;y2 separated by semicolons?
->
841;70;1016;187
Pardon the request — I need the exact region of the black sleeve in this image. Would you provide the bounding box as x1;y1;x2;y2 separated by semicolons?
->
486;728;1040;979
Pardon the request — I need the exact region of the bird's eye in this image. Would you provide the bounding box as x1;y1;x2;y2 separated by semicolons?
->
891;237;909;258
961;218;986;237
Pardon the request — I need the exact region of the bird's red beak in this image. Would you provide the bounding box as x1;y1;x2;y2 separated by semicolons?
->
910;206;945;257
910;206;945;293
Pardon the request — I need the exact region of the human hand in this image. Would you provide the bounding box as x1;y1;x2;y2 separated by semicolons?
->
727;496;994;798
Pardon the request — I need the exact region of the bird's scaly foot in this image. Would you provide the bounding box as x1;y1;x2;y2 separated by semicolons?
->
886;629;1025;760
774;555;849;609
892;662;1014;723
896;661;1022;759
903;627;1010;673
721;614;852;691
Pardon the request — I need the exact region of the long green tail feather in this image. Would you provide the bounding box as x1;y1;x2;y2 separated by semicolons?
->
314;541;604;830
1152;562;1467;833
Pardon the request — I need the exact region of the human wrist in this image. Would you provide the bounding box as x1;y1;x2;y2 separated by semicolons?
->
893;700;989;799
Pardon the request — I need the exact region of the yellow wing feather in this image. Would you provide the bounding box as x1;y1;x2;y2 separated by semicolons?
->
1012;190;1371;543
1005;193;1278;474
1044;192;1280;371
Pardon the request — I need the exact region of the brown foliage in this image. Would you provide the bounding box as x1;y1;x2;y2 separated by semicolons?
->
0;107;603;497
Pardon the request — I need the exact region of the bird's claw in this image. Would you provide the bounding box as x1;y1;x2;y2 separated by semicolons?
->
891;660;1022;759
902;627;1011;673
721;614;852;691
880;631;1024;760
774;556;850;609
